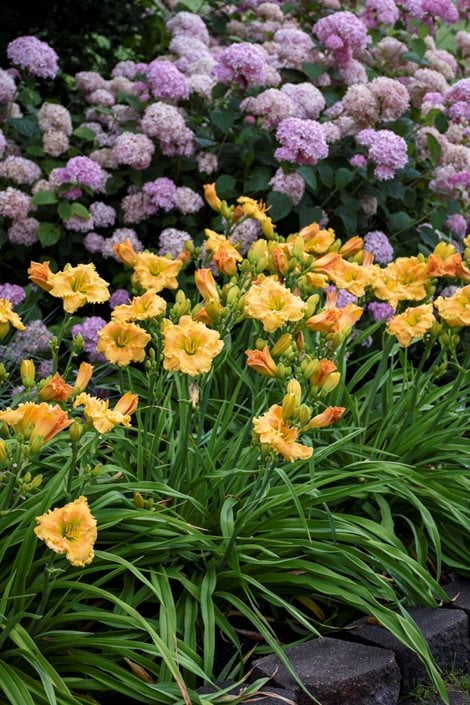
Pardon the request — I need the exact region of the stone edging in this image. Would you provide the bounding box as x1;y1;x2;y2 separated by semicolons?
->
198;578;470;705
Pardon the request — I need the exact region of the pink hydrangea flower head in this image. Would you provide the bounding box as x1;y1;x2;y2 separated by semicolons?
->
143;177;178;212
112;132;155;170
269;168;305;205
0;68;16;103
350;154;367;167
0;187;32;220
275;118;329;166
241;89;294;129
166;12;210;45
281;83;326;120
230;219;262;255
63;214;94;232
406;0;459;24
0;156;41;184
313;12;370;67
7;36;58;79
51;156;108;192
146;60;190;102
361;0;399;27
213;43;269;88
357;128;408;180
141;103;195;157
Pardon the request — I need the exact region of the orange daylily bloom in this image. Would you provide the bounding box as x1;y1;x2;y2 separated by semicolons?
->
213;246;240;276
427;243;462;278
47;263;110;313
372;257;429;308
0;298;25;332
35;496;97;567
96;321;151;366
113;239;138;267
74;362;94;393
309;358;341;394
244;277;305;333
386;303;435;347
245;347;278;377
253;404;312;462
38;373;74;402
28;261;54;291
162;315;224;376
74;391;139;433
0;402;71;446
306;406;345;429
339;236;363;257
195;269;220;302
132;253;183;292
434;285;470;327
298;224;336;255
203;183;223;212
111;291;167;323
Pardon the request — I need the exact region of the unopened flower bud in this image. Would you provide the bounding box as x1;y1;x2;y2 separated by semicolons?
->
0;439;7;463
134;492;145;508
69;420;84;444
0;363;8;382
256;257;269;273
271;333;292;357
0;323;10;341
31;473;43;488
20;359;35;389
72;334;85;352
29;435;45;454
286;379;302;404
282;393;298;422
298;404;312;426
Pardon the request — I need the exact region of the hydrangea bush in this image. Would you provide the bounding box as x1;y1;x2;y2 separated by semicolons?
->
0;1;468;284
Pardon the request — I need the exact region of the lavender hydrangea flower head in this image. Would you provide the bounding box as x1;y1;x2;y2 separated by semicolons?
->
0;69;16;103
112;132;155;170
313;12;370;68
51;156;108;192
0;187;32;220
269;169;305;205
241;89;294;129
326;286;358;308
89;202;116;229
230;219;262;255
8;217;38;245
83;232;105;254
363;230;394;264
439;285;458;298
213;43;269;88
158;228;193;258
146;60;190;102
0;283;25;306
445;213;467;239
63;215;94;233
72;317;107;362
37;103;72;135
143;177;178;212
101;228;143;260
275;118;329;166
357;129;408;180
7;36;59;79
13;319;53;359
368;301;395;321
175;187;204;214
109;289;131;309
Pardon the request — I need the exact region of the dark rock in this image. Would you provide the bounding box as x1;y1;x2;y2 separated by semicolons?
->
196;681;296;703
444;580;470;620
401;690;469;705
341;608;470;693
250;636;401;705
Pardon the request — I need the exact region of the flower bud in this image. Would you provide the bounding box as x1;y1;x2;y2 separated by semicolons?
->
282;393;298;422
0;363;8;382
0;323;10;341
286;379;302;404
298;404;312;426
203;183;222;212
31;474;43;488
134;491;145;509
69;420;84;444
271;333;292;357
75;362;94;393
29;435;45;454
20;359;36;389
0;439;8;463
72;334;85;352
